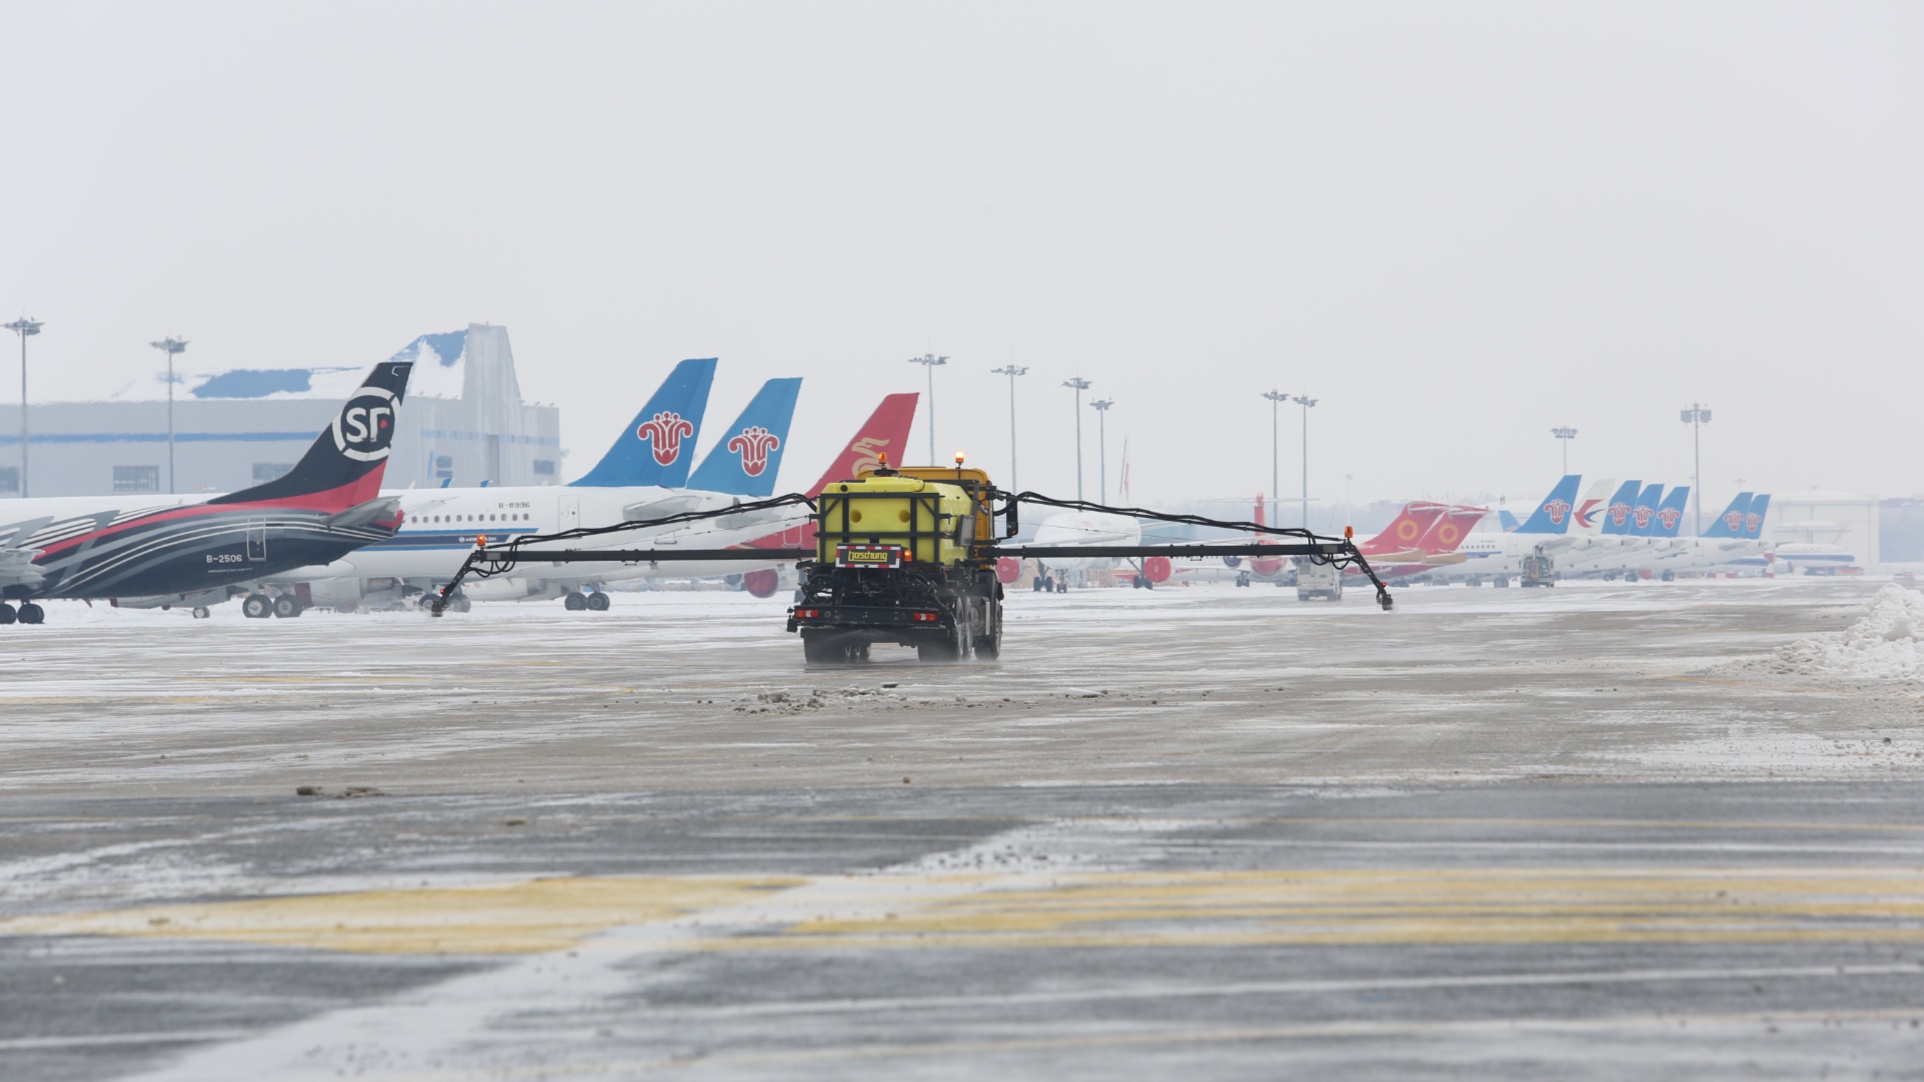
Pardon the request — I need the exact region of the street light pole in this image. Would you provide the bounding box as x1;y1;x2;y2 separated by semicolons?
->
151;337;189;494
1089;398;1114;503
906;354;948;465
1291;395;1317;529
990;364;1028;492
1261;389;1288;512
4;318;42;498
1062;377;1092;501
1551;426;1578;476
1680;403;1712;535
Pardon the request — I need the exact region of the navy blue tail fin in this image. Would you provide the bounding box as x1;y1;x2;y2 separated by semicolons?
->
210;361;413;511
570;358;716;487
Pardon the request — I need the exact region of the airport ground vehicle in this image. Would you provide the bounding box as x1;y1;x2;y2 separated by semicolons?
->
430;461;1395;663
1521;548;1556;587
1295;557;1343;601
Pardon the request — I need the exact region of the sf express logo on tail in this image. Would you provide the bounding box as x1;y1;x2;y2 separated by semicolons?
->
332;387;400;463
1540;498;1571;526
728;426;781;477
637;411;695;466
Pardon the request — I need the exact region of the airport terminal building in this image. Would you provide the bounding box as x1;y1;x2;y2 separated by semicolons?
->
0;324;560;498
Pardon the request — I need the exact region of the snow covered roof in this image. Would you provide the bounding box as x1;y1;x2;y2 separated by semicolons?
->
97;329;471;402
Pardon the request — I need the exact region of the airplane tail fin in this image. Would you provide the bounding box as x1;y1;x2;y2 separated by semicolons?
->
1744;494;1771;540
208;361;413;511
1364;501;1449;552
1648;486;1690;537
1418;505;1487;553
1599;480;1643;535
802;393;919;497
1498;508;1521;531
684;378;803;497
1514;475;1582;534
1628;483;1666;537
1700;492;1754;539
1572;479;1617;536
569;358;717;488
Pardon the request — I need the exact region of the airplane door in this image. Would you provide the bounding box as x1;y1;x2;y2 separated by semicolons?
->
246;520;268;562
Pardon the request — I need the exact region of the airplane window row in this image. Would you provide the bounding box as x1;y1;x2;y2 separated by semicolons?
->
423;514;532;523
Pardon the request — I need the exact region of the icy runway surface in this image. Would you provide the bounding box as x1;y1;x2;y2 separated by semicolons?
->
3;578;1923;1079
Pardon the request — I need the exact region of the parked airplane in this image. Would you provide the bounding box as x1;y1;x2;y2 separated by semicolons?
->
1427;475;1587;586
0;362;415;624
285;373;803;614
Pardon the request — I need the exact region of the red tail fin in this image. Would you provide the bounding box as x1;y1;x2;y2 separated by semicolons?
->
1360;502;1447;555
749;393;919;550
1415;505;1488;554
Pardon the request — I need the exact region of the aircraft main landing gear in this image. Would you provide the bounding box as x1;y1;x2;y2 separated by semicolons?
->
0;602;14;625
192;607;211;619
272;595;304;618
586;591;611;611
241;593;272;619
17;602;44;625
564;592;588;611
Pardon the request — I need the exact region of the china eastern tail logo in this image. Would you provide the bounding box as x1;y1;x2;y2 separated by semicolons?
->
1657;508;1682;530
1541;499;1571;525
332;387;399;463
1724;510;1746;532
727;426;781;477
637;411;695;466
1576;500;1602;529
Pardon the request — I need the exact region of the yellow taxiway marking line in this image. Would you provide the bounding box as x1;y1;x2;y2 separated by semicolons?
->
6;866;1922;957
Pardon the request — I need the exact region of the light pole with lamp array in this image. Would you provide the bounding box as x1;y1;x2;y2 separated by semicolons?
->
990;364;1028;491
1679;403;1712;535
1292;395;1317;529
1551;426;1578;475
1089;398;1114;503
4;318;41;497
1062;377;1092;501
1262;389;1288;514
151;337;189;494
906;354;947;464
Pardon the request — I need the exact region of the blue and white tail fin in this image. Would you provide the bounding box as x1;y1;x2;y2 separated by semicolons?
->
1744;494;1771;540
1701;492;1754;539
569;358;717;488
1647;486;1689;538
686;378;804;497
1627;483;1666;537
1498;508;1521;531
1514;475;1582;534
1599;480;1643;535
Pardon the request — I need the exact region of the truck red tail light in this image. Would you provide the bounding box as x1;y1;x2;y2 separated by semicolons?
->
793;608;821;619
910;611;939;622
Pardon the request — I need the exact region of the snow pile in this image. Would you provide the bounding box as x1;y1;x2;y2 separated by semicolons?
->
1771;584;1924;679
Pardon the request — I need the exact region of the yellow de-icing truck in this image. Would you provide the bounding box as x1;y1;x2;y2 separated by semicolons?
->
786;462;1003;663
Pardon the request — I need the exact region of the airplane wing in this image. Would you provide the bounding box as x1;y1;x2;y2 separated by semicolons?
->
0;548;47;590
622;494;706;522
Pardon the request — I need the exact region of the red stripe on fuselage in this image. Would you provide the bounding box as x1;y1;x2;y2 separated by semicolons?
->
35;478;376;559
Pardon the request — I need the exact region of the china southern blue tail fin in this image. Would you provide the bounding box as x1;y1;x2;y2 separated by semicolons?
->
1514;475;1582;534
209;361;413;512
569;358;717;487
1744;494;1771;540
1648;486;1689;537
1627;483;1665;537
1701;493;1754;538
1599;480;1643;535
1498;508;1521;531
685;378;803;496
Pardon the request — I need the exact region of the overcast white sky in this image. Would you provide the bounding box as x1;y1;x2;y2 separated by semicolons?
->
2;2;1919;509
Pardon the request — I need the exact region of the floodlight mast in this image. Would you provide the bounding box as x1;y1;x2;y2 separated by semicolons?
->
4;318;42;498
1261;390;1288;514
1062;377;1092;500
1551;426;1578;475
1089;398;1114;503
1292;395;1318;529
991;363;1028;491
1680;403;1711;534
150;337;189;494
907;354;947;465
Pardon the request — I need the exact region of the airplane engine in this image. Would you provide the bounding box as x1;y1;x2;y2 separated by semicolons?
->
1250;556;1285;577
742;568;781;598
1142;556;1173;584
995;556;1023;584
1221;555;1243;569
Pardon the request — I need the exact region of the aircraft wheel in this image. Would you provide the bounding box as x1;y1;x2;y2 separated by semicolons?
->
586;591;611;611
272;595;303;619
191;607;211;620
241;593;272;619
0;603;14;625
564;593;589;612
1236;572;1250;587
18;602;45;625
1032;576;1047;593
1055;579;1068;594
